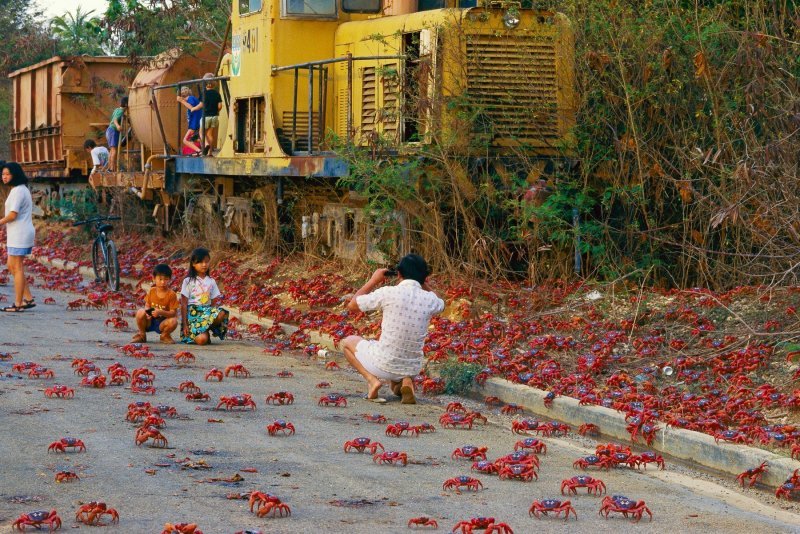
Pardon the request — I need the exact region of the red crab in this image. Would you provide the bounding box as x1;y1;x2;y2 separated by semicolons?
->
43;297;56;304
373;450;408;466
154;404;178;418
316;381;330;388
452;445;488;461
135;426;168;447
363;413;387;423
318;393;347;407
179;381;200;393
161;523;203;534
636;451;665;470
277;370;294;378
75;501;119;525
443;475;483;492
343;437;385;454
325;361;341;370
793;443;800;460
205;368;224;381
12;361;39;373
420;377;445;395
173;351;195;364
104;317;129;330
224;364;250;377
736;461;768;487
44;385;74;399
514;438;546;454
48;437;86;453
484;396;503;406
439;413;476;430
386;421;420;437
267;419;295;436
408;517;439;529
578;423;600;436
265;391;294;405
573;455;612;470
131;382;156;395
81;374;106;388
12;510;62;532
501;403;523;415
498;462;538;481
713;430;753;445
599;496;653;522
561;475;607;496
185;392;210;402
217;394;256;410
415;422;436;434
529;499;577;521
54;471;79;483
451;517;513;533
28;366;55;379
494;451;540;469
472;460;500;475
446;401;468;413
249;491;291;518
511;418;541;435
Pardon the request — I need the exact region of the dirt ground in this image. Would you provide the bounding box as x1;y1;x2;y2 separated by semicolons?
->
1;284;800;533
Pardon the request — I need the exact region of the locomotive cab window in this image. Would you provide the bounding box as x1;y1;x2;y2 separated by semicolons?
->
342;0;381;13
283;0;337;18
240;0;262;15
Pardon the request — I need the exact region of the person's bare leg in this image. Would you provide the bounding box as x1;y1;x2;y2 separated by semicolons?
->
341;335;382;399
195;332;210;346
400;376;416;404
109;147;117;172
8;256;25;306
134;309;149;339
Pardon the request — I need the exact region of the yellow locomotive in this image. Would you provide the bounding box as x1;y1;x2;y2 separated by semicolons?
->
10;0;576;257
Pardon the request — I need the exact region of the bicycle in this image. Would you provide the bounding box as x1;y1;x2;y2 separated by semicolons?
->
73;215;122;291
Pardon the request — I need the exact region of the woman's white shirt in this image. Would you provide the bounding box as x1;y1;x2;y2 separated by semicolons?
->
4;185;35;248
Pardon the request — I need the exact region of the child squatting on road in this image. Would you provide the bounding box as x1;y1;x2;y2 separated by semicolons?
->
180;247;229;345
133;263;179;344
341;254;445;404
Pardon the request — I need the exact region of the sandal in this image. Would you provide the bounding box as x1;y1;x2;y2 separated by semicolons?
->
1;305;25;313
21;298;36;309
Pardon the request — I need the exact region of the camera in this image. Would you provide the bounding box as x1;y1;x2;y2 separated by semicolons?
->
145;307;155;316
384;269;398;277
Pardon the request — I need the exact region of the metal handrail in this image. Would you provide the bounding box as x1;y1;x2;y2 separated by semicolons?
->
273;54;405;154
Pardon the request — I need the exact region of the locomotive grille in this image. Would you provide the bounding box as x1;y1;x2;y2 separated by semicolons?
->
466;33;559;142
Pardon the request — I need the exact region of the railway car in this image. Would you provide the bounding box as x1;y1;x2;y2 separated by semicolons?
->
8;55;133;214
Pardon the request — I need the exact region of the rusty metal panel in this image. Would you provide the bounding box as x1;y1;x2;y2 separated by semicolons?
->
9;56;133;177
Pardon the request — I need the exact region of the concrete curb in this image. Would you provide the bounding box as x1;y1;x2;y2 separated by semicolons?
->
477;377;799;488
31;255;800;488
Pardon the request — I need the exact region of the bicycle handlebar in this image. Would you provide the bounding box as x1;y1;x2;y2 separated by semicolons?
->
72;215;122;227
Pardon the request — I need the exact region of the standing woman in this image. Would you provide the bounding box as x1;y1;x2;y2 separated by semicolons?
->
0;162;35;312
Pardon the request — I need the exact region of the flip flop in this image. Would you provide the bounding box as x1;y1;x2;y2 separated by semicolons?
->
365;396;387;404
21;298;36;309
1;305;25;313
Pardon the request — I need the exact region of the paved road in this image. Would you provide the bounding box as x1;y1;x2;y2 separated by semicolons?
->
1;285;799;533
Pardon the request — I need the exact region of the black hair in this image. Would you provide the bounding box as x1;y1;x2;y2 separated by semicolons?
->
187;247;211;280
396;254;429;284
3;162;28;186
120;96;129;107
84;139;97;150
153;263;173;278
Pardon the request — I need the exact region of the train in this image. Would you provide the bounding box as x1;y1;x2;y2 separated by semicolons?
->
9;0;576;260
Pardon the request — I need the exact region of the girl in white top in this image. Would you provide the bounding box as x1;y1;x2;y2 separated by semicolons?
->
0;162;36;312
180;247;228;345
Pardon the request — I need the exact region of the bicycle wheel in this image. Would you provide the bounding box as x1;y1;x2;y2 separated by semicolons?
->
106;240;120;292
92;238;108;283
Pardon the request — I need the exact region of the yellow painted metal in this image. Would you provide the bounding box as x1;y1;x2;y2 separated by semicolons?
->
219;2;575;161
